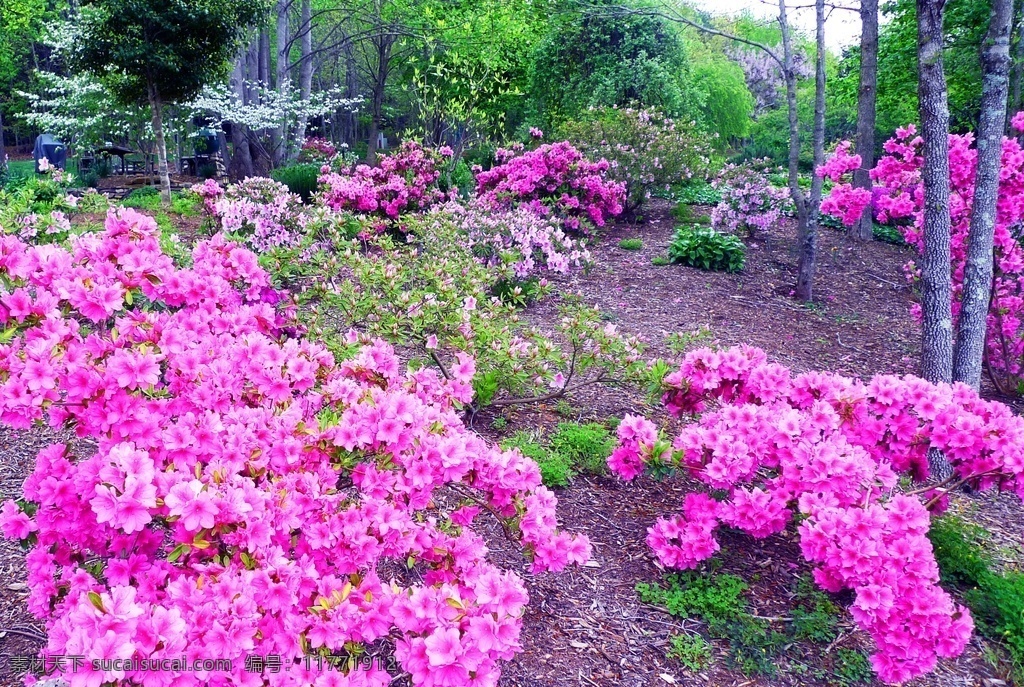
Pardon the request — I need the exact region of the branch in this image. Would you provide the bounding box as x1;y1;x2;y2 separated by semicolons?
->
428;348;451;381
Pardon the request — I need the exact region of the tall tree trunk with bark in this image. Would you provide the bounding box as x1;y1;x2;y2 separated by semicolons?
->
1012;3;1024;114
228;52;255;180
147;84;172;205
854;0;879;241
365;31;392;163
293;0;313;154
953;0;1014;389
0;109;7;177
273;0;291;166
917;0;954;385
798;0;827;300
918;0;955;480
779;0;813;300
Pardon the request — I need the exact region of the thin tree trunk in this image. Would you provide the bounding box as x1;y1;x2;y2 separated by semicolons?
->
917;0;954;385
0;109;7;177
365;34;391;163
343;38;358;145
274;0;291;166
854;0;879;241
1013;3;1024;114
147;85;172;205
918;0;955;480
779;0;812;300
953;0;1014;389
293;0;313;154
797;0;827;301
259;30;271;86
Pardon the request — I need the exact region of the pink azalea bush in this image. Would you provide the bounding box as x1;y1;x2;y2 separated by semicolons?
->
442;201;591;279
0;207;590;687
192;177;308;253
299;137;338;163
609;345;1024;683
819;120;1024;393
319;141;449;231
559;106;714;216
710;160;791;235
474;141;625;234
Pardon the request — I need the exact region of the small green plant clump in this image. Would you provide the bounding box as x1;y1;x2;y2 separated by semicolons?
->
928;515;1024;681
271;163;321;203
667;225;745;272
618;237;643;250
639;569;870;680
499;422;615;487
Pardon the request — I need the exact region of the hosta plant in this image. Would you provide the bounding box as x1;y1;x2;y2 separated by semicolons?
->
667;225;746;272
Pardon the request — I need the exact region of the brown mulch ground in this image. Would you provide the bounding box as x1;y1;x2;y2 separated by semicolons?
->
1;199;1021;687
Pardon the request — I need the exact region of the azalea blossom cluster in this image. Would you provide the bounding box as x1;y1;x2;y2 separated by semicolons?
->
610;345;1024;683
474;141;625;234
560;106;713;216
299;137;338;163
443;201;591;279
710;160;791;236
820;120;1024;392
319;141;450;230
0;207;590;687
192;177;308;253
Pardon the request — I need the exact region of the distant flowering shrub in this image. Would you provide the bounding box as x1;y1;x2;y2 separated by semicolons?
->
560;106;714;217
192;177;307;252
446;201;590;279
820;119;1024;393
0;207;589;687
710;160;790;235
610;345;1024;684
319;141;449;230
298;136;337;162
474;141;625;234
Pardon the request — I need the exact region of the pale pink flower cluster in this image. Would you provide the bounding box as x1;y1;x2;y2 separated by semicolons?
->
710;161;790;235
474;141;626;234
439;201;590;278
194;177;307;253
0;207;590;687
819;118;1024;390
609;345;1024;683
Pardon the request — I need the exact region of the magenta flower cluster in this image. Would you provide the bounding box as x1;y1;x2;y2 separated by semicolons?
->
192;177;308;253
0;207;590;687
820;119;1024;392
609;345;1024;683
319;141;449;229
474;141;625;234
710;161;790;235
299;137;338;163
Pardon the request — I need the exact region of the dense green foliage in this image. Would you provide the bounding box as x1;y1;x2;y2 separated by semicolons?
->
668;224;746;272
272;163;321;202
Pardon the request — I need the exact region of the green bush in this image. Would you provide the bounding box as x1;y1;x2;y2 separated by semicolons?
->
272;163;320;203
548;422;614;476
929;515;1024;681
675;181;722;205
501;431;572;488
667;633;712;670
618;237;643;250
668;225;745;272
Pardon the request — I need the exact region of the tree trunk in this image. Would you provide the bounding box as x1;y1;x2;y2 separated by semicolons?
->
343;37;358;145
1013;2;1024;114
293;0;313;153
953;0;1013;389
259;30;271;86
853;0;879;241
779;0;812;300
918;0;955;480
147;84;172;205
365;31;392;163
0;109;7;177
797;0;827;301
274;0;291;166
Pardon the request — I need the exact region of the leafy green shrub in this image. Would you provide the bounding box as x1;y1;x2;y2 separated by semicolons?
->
668;225;745;272
501;432;572;488
672;202;696;223
651;255;671;266
928;515;992;587
637;571;748;636
833;648;873;684
675;180;722;205
929;515;1024;681
790;576;839;643
873;223;907;246
121;186;161;210
272;163;320;203
618;237;643;250
548;422;614;476
667;633;712;670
